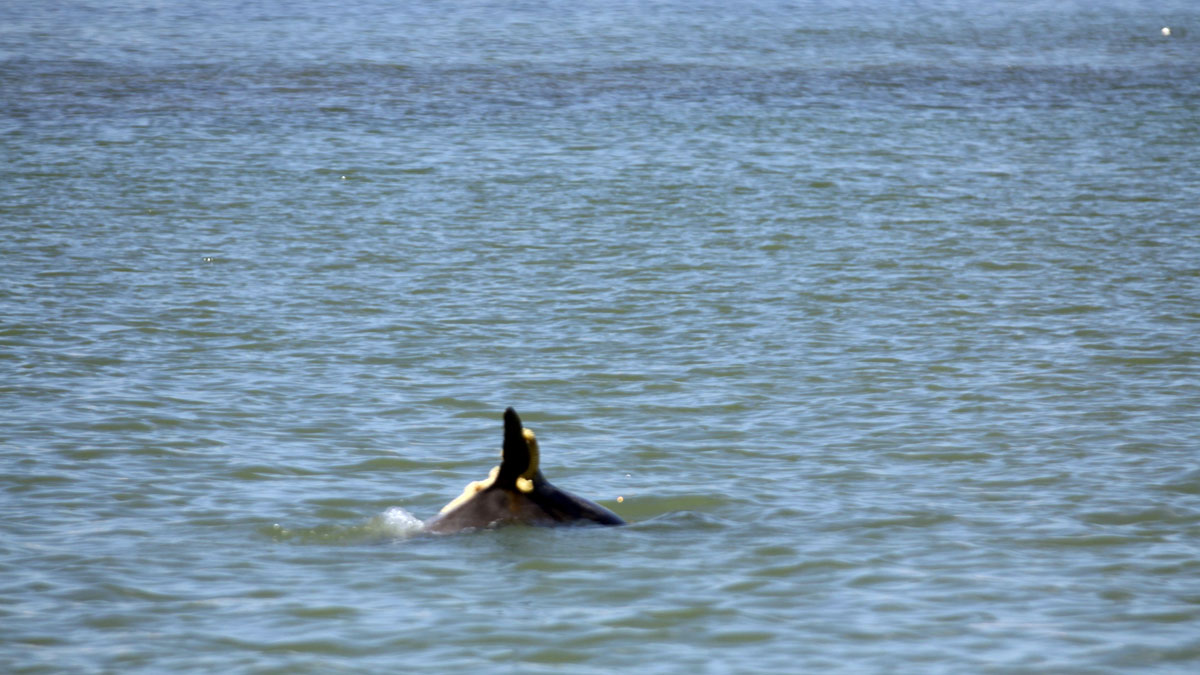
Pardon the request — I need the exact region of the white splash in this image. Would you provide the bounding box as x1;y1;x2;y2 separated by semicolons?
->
372;507;426;537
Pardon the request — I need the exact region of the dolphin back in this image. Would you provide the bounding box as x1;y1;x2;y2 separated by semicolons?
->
425;407;625;534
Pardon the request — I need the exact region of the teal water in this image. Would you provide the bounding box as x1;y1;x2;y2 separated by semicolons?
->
3;0;1200;672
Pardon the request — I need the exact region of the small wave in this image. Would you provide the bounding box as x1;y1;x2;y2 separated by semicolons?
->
612;493;730;522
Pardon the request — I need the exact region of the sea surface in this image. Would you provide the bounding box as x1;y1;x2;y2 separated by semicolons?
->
3;0;1200;672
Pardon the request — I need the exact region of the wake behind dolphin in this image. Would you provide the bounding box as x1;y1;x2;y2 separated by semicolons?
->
425;407;625;534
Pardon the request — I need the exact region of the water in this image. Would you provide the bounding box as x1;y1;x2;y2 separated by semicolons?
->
3;0;1200;671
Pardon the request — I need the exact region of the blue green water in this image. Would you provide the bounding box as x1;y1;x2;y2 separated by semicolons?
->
3;0;1200;672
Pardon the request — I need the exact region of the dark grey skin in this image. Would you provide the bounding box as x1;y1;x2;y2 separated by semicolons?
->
425;407;625;534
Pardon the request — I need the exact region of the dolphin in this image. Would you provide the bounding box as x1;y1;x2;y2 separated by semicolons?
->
425;407;625;534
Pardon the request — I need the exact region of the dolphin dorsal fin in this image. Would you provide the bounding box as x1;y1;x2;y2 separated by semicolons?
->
498;407;540;491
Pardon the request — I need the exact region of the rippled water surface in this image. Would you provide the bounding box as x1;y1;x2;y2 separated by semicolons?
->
3;0;1200;672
